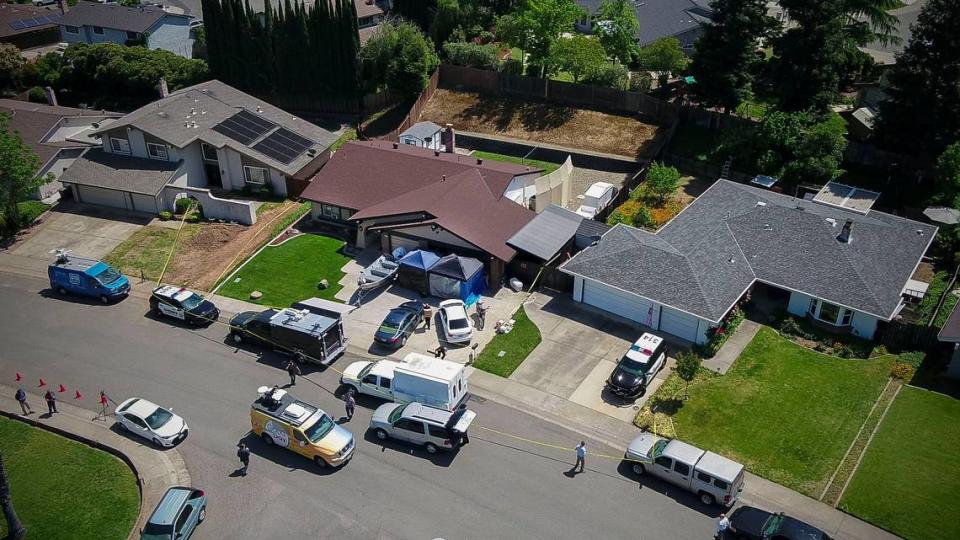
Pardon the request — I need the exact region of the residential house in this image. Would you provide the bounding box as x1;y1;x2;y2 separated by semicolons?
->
59;3;196;58
560;180;936;344
355;0;385;44
574;0;714;50
300;140;545;284
0;99;120;200
0;3;61;50
59;80;338;223
398;121;443;151
937;302;960;379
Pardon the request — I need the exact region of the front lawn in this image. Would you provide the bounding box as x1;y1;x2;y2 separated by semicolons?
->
103;224;201;282
471;151;562;175
840;386;960;540
218;233;349;307
0;416;140;540
472;306;542;377
653;328;893;496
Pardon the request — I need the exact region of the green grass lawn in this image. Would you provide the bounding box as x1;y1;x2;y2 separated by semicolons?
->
471;151;561;174
218;233;349;307
103;224;201;282
670;328;894;496
472;306;542;377
0;416;139;540
840;386;960;540
331;127;358;151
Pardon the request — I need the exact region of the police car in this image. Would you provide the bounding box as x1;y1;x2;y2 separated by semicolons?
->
150;286;220;326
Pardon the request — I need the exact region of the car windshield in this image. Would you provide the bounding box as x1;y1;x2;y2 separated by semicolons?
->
450;318;469;330
303;414;335;443
619;356;650;376
144;407;173;430
762;514;785;536
94;266;122;286
141;522;172;535
179;293;203;310
388;403;409;423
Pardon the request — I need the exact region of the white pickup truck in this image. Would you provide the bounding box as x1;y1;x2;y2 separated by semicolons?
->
339;353;469;411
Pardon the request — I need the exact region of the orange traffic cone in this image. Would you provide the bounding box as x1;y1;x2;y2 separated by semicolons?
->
58;384;67;392
38;378;46;387
75;390;83;399
15;372;22;381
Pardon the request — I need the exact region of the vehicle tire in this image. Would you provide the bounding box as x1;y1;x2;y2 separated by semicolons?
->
425;442;439;454
116;422;128;432
631;463;645;476
232;333;243;344
57;286;67;296
99;294;110;304
151;302;160;315
374;428;388;441
198;507;206;523
314;455;328;468
400;336;407;347
261;433;274;446
699;491;715;506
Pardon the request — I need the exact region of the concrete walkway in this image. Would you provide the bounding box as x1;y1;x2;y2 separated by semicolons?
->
0;384;191;540
702;318;762;374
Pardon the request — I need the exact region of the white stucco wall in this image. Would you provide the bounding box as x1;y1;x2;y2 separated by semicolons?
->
573;275;584;301
787;290;812;317
161;185;256;224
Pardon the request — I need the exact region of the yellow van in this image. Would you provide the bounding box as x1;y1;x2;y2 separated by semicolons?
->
249;386;355;468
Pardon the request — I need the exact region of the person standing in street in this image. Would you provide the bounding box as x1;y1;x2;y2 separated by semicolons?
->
44;389;57;415
715;513;730;540
422;303;432;329
573;441;586;473
237;443;251;476
284;359;301;386
15;388;31;415
344;390;356;421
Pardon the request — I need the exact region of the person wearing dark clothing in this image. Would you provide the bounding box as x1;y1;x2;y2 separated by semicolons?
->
15;388;31;415
44;390;57;415
422;304;433;329
344;391;356;421
476;300;487;331
433;345;447;359
237;443;251;476
285;359;302;386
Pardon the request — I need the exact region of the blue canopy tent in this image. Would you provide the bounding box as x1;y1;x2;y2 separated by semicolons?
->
428;254;486;305
397;249;440;295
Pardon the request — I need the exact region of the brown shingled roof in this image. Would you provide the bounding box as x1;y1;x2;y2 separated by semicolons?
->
353;0;383;18
0;99;120;166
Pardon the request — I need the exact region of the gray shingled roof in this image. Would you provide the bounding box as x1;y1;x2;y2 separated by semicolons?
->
561;180;937;322
577;0;712;46
508;205;583;261
91;80;338;177
400;121;442;142
60;149;180;196
59;3;186;34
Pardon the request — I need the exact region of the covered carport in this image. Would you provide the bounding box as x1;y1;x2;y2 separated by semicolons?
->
60;149;180;215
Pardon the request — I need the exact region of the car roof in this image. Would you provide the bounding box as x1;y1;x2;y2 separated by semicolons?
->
730;506;770;535
663;439;704;464
148;487;192;525
384;308;414;323
403;402;453;425
120;397;159;418
695;451;743;482
369;360;400;378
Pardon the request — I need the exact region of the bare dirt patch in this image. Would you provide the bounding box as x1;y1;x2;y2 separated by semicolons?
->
421;89;666;158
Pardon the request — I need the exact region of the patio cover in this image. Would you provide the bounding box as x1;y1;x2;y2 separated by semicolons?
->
428;254;485;303
397;249;440;294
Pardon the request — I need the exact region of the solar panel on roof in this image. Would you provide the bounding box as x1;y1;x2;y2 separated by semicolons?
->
9;20;26;30
252;127;313;165
211;109;276;145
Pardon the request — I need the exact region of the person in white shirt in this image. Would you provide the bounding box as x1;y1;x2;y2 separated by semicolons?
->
715;513;730;540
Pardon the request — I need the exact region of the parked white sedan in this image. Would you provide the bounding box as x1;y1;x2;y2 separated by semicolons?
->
114;397;189;447
438;299;473;343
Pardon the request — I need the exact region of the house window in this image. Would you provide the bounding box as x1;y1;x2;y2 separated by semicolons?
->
201;143;218;162
819;302;840;325
93;26;104;35
64;25;79;34
358;15;373;27
243;165;269;185
146;142;168;160
809;299;854;327
110;137;130;154
126;31;139;40
841;309;854;326
320;204;341;221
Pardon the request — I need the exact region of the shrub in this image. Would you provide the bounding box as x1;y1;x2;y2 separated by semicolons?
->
158;210;173;221
890;362;915;381
442;41;501;70
184;211;201;223
778;316;803;336
174;197;193;214
28;86;47;103
629;71;652;92
584;63;629;90
814;343;828;352
646;162;681;204
632;205;655;228
898;351;925;369
500;58;523;75
836;345;854;359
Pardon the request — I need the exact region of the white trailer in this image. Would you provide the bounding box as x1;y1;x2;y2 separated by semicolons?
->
392;353;469;411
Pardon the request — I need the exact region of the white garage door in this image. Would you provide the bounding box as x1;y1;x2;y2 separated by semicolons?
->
582;279;654;325
130;193;158;214
659;306;701;342
77;186;127;209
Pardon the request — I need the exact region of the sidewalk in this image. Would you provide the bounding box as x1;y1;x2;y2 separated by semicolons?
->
703;319;761;374
0;384;191;540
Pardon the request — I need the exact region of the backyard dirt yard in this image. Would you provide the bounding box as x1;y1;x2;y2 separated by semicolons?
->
421;89;666;158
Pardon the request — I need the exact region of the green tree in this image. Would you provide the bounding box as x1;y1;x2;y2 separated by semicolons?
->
0;114;45;238
770;0;899;112
637;37;687;87
551;35;606;83
495;13;533;72
583;62;629;89
646;162;681;204
0;44;25;93
594;0;639;64
875;0;960;156
360;20;439;99
430;0;461;46
632;205;654;229
934;142;960;209
393;0;438;31
689;0;777;112
505;0;583;78
675;351;701;399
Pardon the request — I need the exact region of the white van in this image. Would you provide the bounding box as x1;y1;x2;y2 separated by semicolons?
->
575;182;617;219
339;353;469;411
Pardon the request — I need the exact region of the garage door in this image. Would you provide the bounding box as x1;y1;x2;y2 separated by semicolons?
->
582;279;654;325
389;234;420;253
659;306;701;342
77;186;127;209
130;193;158;214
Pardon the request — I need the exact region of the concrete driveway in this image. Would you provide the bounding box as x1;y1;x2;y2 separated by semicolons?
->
513;290;686;422
10;202;151;261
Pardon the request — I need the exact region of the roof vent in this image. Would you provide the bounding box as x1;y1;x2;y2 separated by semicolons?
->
256;106;263;113
441;174;446;182
728;257;736;263
392;142;398;149
917;229;925;236
825;217;837;227
762;223;772;231
434;150;440;157
755;201;766;207
306;148;318;157
837;219;853;244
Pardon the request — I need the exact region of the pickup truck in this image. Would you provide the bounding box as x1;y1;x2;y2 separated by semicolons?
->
339;353;469;411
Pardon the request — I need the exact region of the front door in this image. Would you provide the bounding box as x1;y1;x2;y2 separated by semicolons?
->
204;162;222;188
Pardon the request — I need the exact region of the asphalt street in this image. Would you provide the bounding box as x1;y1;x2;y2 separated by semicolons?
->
0;272;719;540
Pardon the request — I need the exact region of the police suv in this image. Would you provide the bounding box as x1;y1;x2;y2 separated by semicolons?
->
150;286;220;326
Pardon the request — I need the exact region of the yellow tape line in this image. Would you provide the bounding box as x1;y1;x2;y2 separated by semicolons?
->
156;201;194;286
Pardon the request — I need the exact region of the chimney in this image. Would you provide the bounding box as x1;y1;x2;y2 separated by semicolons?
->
44;86;58;107
158;78;169;98
476;157;483;165
442;123;455;153
838;219;853;243
392;142;398;149
434;150;440;157
441;174;446;182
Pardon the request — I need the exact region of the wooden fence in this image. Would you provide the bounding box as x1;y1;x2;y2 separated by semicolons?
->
373;70;440;142
880;321;940;351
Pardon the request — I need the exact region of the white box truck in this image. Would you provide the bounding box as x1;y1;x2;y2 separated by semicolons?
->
393;353;469;411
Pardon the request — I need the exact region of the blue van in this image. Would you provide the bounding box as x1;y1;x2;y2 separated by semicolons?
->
48;251;130;303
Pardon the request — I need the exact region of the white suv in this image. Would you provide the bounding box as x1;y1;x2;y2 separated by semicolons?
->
369;402;475;454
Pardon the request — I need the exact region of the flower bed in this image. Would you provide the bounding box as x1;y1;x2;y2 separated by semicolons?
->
700;306;745;357
776;315;878;358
